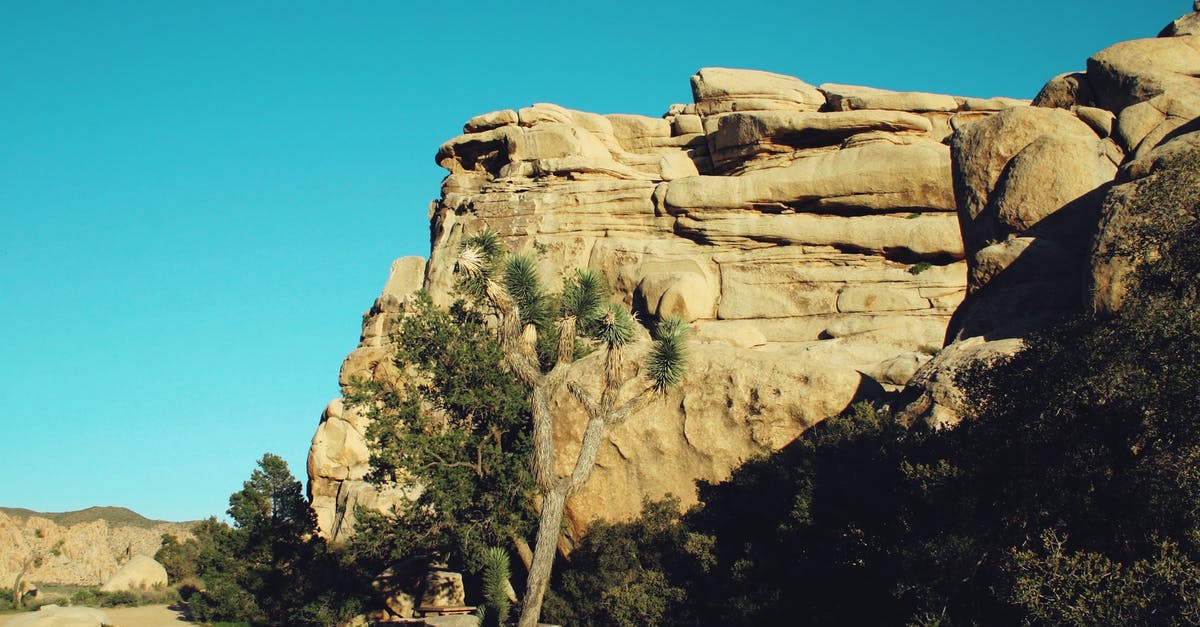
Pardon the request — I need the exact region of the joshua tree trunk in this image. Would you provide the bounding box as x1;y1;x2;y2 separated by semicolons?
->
455;240;687;627
519;486;567;627
12;555;37;608
516;372;656;627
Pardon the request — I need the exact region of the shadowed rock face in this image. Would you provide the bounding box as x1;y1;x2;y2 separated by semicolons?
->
899;6;1200;428
308;67;1035;543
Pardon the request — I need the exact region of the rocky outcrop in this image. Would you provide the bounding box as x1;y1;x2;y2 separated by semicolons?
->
309;66;1032;541
900;6;1200;427
311;5;1200;539
0;510;192;587
1090;121;1200;316
98;555;168;592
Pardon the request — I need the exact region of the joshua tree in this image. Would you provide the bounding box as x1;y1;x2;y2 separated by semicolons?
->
456;231;688;627
480;545;513;627
12;551;43;608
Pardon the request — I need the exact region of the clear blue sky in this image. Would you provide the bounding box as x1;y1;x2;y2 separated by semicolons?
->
0;1;1186;522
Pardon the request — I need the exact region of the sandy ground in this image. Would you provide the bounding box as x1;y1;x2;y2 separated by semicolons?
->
0;604;194;626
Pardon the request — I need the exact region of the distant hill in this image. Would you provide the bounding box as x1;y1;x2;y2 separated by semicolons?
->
0;505;192;529
0;506;199;586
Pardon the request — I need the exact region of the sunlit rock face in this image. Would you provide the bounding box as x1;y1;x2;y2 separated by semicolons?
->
308;65;1039;542
0;510;192;587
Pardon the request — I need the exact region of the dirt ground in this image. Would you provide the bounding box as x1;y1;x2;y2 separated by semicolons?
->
0;604;193;626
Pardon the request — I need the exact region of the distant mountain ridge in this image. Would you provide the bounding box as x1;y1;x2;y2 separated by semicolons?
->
0;505;193;529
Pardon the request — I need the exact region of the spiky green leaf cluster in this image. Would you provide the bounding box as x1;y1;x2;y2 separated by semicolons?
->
455;230;504;301
503;254;551;329
648;316;689;391
594;302;636;348
561;269;607;322
481;546;513;627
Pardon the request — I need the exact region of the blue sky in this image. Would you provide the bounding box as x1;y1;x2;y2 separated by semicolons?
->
0;1;1186;522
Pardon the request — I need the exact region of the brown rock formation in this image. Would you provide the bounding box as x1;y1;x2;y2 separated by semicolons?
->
0;510;191;587
309;66;1031;541
315;2;1200;530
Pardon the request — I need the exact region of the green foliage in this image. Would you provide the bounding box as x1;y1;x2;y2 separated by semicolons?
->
65;587;180;609
561;269;607;323
503;254;551;330
547;497;708;627
1008;531;1200;625
155;533;201;583
647;316;688;391
455;230;505;301
348;292;536;574
176;455;371;626
227;453;314;539
0;587;22;613
908;261;932;275
481;546;513;627
593;302;635;348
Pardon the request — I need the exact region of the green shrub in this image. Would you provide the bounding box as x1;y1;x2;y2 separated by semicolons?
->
908;261;932;275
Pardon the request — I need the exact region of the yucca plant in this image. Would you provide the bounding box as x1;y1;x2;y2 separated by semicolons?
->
480;546;512;627
454;229;689;627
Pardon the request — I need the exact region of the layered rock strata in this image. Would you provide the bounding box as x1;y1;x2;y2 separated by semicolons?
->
310;68;1030;541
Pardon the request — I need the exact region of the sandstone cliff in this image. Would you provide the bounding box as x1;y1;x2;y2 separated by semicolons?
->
309;4;1200;542
0;508;192;587
309;67;1028;542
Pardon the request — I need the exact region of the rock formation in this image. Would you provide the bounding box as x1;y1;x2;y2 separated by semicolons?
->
900;6;1200;427
0;510;191;587
98;555;168;592
309;66;1032;541
311;4;1200;542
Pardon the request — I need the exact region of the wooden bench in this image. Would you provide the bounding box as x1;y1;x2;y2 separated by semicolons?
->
416;605;477;617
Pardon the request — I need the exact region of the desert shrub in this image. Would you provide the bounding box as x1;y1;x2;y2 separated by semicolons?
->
908;261;932;274
547;497;711;627
155;533;201;583
346;292;535;577
96;590;138;608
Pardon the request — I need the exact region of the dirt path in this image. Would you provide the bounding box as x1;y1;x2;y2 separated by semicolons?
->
0;604;194;626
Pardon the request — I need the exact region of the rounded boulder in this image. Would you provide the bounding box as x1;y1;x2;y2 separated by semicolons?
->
98;555;168;592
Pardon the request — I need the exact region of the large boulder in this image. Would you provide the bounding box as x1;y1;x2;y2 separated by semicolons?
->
98;555;167;592
690;67;826;115
664;139;956;215
1087;33;1200;159
1090;128;1200;315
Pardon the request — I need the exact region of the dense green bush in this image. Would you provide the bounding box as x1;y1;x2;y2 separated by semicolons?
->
346;292;536;577
155;533;201;583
